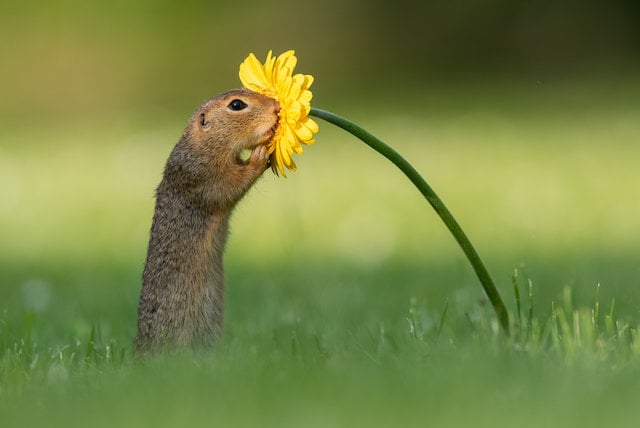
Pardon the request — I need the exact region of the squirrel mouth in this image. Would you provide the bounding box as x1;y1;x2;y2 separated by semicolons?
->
237;147;255;165
236;139;271;166
237;122;277;165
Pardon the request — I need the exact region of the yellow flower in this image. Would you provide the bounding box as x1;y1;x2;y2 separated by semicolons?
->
239;50;318;176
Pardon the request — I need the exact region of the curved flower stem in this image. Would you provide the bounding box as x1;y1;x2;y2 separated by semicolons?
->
310;107;510;333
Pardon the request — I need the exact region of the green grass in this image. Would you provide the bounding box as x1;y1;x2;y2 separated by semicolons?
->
2;274;640;427
1;79;640;427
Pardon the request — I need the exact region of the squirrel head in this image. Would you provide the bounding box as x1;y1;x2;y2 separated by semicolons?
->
190;88;279;165
162;89;279;213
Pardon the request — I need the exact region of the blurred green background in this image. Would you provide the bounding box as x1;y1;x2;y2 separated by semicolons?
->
1;0;640;350
2;0;640;120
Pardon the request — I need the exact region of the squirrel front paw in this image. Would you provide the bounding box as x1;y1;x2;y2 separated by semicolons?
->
247;145;269;173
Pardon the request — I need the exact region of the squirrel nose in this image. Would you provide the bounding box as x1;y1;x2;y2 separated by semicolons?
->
274;103;281;114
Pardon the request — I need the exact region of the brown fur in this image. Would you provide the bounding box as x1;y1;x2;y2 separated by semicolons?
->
135;89;279;352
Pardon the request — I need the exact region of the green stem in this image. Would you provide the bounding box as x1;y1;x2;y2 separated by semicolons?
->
310;107;510;333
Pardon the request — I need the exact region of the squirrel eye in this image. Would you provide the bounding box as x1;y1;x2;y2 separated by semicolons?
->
227;99;248;111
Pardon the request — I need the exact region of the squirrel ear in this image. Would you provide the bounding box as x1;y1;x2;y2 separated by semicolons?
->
199;113;211;129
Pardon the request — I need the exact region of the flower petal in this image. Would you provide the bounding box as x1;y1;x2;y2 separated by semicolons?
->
294;122;314;141
302;117;319;134
239;50;318;175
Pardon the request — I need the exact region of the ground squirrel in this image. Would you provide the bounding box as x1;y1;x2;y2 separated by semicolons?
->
135;89;279;352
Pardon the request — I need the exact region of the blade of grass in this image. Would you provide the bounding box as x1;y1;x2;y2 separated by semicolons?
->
513;269;522;329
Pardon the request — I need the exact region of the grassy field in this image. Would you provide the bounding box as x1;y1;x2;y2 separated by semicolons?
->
1;79;640;427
